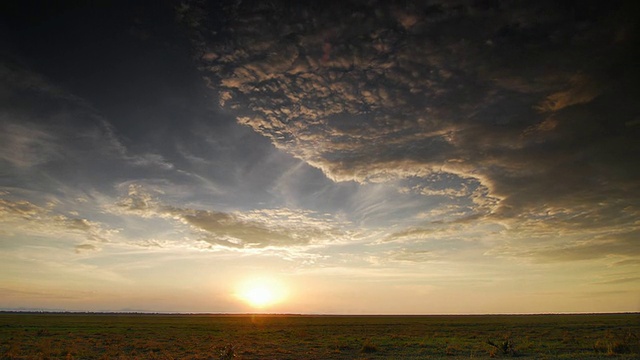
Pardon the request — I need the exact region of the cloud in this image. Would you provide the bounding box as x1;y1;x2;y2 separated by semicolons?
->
490;228;640;264
0;61;86;104
181;0;639;258
0;121;63;168
387;248;437;263
534;75;601;113
0;61;174;175
74;244;99;254
0;198;43;218
593;277;640;285
612;259;640;267
113;183;160;217
0;198;114;244
112;183;350;249
531;241;637;263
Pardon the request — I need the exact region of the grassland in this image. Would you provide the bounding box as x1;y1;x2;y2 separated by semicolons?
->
0;312;638;359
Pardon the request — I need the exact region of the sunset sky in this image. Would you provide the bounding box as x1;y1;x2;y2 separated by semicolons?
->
1;0;639;314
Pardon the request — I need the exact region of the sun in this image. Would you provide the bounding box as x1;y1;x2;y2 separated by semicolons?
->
243;284;275;308
237;277;287;309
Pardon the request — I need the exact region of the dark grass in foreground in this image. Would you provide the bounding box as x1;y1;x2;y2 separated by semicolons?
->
0;313;638;359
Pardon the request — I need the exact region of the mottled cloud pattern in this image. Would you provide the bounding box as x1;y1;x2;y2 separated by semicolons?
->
183;0;640;261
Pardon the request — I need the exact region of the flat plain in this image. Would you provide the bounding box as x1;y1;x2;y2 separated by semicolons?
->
0;312;638;359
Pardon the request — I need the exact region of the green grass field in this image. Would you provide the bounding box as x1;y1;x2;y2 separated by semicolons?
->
0;312;638;359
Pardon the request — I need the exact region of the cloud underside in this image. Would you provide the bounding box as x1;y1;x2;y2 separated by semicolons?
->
1;0;638;269
188;0;639;233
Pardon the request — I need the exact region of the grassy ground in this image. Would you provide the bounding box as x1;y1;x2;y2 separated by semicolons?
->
0;313;638;359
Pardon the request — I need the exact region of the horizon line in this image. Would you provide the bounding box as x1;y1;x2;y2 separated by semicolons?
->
1;309;638;316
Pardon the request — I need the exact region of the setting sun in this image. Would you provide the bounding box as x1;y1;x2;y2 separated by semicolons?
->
243;285;275;308
237;277;287;309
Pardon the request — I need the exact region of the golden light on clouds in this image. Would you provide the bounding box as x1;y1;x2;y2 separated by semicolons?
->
1;0;638;316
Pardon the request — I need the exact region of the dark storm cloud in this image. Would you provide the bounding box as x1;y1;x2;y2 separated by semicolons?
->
184;0;640;256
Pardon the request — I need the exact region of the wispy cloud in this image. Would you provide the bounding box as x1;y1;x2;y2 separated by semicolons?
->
0;198;114;244
110;183;352;249
0;61;175;175
0;122;63;168
74;243;99;254
593;277;640;285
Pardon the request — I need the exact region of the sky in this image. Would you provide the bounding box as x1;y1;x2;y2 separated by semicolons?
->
0;0;639;314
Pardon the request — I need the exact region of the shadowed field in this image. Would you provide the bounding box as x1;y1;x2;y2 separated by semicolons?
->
0;313;638;359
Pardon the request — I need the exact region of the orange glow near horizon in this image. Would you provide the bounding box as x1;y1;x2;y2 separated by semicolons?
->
236;277;288;310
